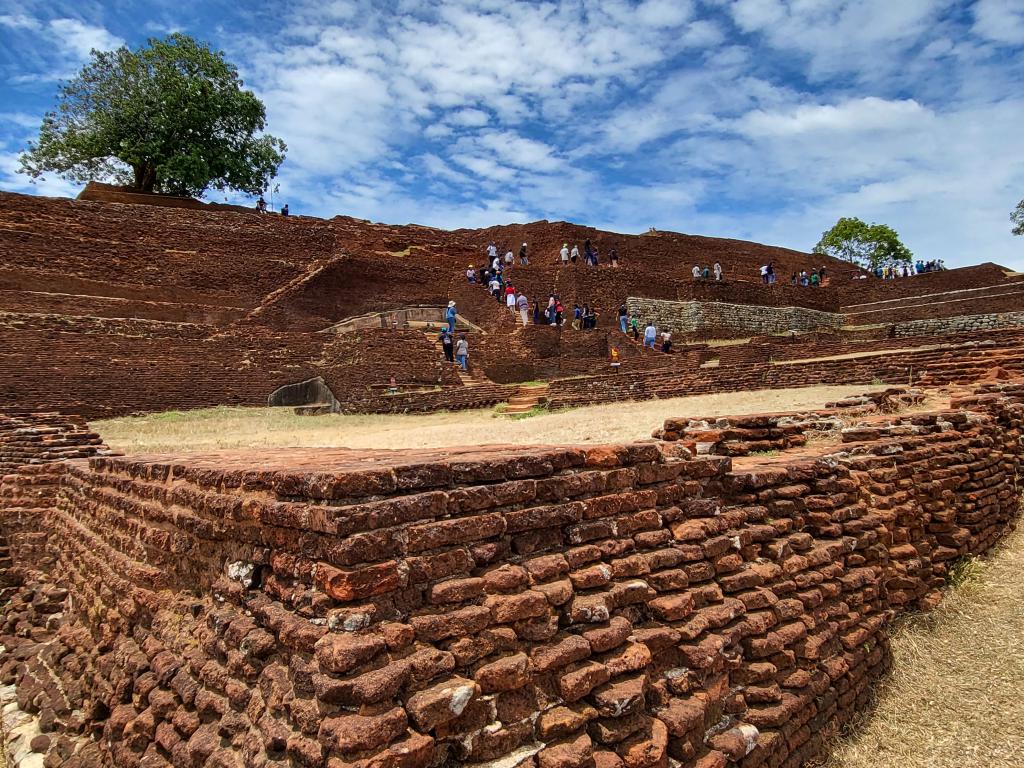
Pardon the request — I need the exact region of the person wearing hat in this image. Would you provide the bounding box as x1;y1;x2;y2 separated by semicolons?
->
519;242;529;265
445;301;457;333
559;243;569;265
466;264;477;283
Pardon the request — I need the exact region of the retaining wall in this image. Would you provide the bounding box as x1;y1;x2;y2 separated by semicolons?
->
0;384;1021;768
626;299;844;339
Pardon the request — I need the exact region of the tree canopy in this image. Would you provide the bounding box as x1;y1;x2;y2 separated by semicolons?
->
812;217;913;270
19;33;285;198
1012;200;1024;236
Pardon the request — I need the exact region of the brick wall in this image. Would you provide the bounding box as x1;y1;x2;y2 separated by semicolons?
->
0;412;114;582
0;384;1021;768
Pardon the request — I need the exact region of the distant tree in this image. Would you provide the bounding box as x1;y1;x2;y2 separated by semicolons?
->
812;217;913;270
1012;200;1024;236
19;33;285;198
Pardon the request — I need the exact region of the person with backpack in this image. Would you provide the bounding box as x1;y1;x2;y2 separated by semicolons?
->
455;335;469;371
438;329;454;362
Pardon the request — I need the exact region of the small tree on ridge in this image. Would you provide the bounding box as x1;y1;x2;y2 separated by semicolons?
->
19;33;286;198
812;217;913;270
1012;200;1024;236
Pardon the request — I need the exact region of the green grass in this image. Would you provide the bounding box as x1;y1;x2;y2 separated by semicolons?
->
946;555;983;588
507;405;549;420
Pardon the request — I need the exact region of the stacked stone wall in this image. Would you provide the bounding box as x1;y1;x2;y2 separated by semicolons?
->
0;385;1021;768
626;299;845;339
887;310;1024;337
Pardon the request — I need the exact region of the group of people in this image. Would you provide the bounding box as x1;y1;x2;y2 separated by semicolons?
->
758;261;830;287
876;260;945;278
692;262;724;280
790;268;827;287
559;238;619;267
255;197;289;216
439;302;471;371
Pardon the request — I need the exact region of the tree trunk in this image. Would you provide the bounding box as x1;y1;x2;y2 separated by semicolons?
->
141;164;157;193
132;162;157;193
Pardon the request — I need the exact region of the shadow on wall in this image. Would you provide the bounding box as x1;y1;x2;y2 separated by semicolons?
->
267;376;339;411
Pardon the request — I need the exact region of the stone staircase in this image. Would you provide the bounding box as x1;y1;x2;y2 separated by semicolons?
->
501;383;550;415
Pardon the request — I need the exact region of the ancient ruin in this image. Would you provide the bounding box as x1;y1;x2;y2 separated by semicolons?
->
0;188;1022;768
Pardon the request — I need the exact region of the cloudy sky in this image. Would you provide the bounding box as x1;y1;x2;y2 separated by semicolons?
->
1;0;1022;268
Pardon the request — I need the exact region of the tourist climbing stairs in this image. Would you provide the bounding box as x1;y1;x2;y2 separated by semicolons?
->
502;383;550;415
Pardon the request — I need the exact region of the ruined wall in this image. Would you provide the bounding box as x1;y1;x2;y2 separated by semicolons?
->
0;385;1021;768
546;330;1024;410
887;310;1024;337
626;299;844;339
0;412;114;583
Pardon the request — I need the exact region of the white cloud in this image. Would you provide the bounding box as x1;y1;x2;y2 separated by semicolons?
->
736;97;931;137
972;0;1024;45
47;18;125;61
0;13;42;30
448;108;490;127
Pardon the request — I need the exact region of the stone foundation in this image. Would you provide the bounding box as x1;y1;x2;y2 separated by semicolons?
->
0;384;1021;768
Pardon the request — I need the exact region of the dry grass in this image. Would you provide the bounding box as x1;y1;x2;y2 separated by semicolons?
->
93;384;887;454
825;523;1024;768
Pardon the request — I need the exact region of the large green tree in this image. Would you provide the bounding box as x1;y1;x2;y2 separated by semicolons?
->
812;216;913;270
19;33;285;198
1012;200;1024;236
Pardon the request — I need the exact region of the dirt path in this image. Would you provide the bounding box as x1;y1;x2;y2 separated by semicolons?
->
94;384;886;454
825;525;1024;768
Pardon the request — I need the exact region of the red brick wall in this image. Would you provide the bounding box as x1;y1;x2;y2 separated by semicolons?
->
0;384;1021;768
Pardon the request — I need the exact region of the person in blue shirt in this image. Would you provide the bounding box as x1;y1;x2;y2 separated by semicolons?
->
445;301;457;333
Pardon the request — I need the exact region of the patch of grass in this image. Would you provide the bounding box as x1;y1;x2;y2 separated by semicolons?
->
150;410;187;421
507;406;549;420
749;449;779;457
946;554;982;588
823;524;1024;768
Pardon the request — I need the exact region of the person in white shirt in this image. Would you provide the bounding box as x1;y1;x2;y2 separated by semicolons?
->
504;250;514;266
692;265;701;279
644;322;657;349
713;262;723;281
487;243;497;261
570;245;579;264
560;244;569;264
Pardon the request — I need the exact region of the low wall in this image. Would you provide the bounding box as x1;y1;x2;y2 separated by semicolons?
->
887;310;1024;337
0;384;1021;768
626;299;844;339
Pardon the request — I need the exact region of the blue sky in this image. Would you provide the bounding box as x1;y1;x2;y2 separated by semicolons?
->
1;0;1023;269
